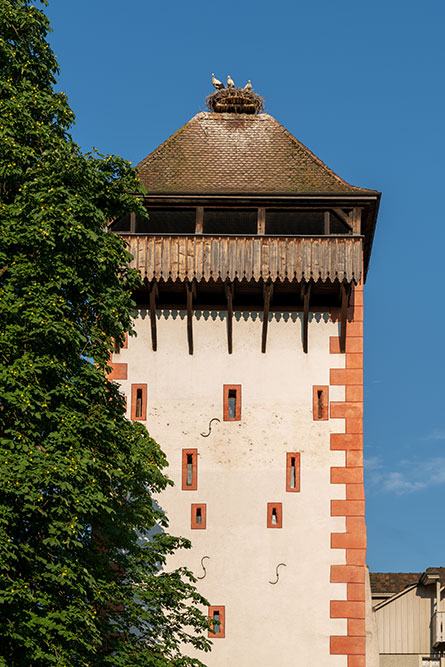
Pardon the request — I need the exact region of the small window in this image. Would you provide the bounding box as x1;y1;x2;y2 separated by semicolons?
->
267;503;283;528
136;208;196;234
182;449;198;490
286;453;301;492
113;332;128;354
208;606;225;638
223;384;241;421
131;384;147;421
265;210;324;235
110;213;131;232
135;389;143;418
313;385;329;421
191;503;206;529
203;209;257;235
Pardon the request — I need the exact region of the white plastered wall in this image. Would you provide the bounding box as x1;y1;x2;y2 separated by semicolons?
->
116;309;349;667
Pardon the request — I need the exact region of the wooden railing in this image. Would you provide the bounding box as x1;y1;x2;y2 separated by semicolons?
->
120;234;362;284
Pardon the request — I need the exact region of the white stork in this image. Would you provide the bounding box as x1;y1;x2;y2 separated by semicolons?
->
227;75;235;88
212;73;224;90
244;80;252;91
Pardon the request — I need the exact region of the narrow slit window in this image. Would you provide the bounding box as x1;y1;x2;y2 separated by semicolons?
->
290;458;296;488
228;390;236;419
208;606;225;638
267;502;283;528
131;384;147;421
191;503;206;529
136;389;143;418
286;453;300;492
182;449;197;490
317;390;323;419
113;333;128;354
313;385;328;421
186;454;193;486
223;384;241;421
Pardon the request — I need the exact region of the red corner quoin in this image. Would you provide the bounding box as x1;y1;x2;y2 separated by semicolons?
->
329;283;366;667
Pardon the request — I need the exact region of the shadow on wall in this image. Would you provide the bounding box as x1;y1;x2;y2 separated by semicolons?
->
136;308;331;324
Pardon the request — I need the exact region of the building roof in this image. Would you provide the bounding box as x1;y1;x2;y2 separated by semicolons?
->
370;572;421;595
370;568;445;595
137;112;379;196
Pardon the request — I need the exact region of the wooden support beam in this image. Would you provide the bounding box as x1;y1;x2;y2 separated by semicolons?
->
351;207;361;234
225;280;234;354
340;281;351;353
149;281;158;351
324;211;330;235
261;281;273;353
257;207;266;235
301;281;312;354
186;280;196;355
195;206;203;234
130;212;136;233
332;208;353;231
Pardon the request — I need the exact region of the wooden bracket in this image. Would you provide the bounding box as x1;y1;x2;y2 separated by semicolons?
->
225;280;234;354
332;208;353;232
149;280;159;351
301;281;312;354
262;280;273;353
185;280;196;355
340;281;352;353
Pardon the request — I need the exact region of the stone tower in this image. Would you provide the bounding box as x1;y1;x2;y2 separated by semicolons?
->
109;88;380;667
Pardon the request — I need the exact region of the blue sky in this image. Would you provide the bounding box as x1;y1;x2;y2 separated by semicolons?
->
45;0;445;572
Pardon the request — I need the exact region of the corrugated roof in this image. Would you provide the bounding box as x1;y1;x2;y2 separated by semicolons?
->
137;112;379;195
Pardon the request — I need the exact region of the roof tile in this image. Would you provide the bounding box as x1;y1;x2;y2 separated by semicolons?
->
137;112;378;195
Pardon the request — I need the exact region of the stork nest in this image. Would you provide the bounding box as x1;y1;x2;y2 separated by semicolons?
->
206;88;264;114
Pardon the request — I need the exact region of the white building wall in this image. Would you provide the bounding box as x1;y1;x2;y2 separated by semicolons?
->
116;309;349;666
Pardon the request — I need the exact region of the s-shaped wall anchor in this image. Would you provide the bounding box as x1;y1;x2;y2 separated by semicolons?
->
269;563;287;585
200;418;220;437
197;556;210;580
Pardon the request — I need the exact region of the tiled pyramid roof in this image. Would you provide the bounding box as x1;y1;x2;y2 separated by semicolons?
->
137;112;378;195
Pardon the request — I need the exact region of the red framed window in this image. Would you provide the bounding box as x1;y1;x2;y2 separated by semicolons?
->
267;502;283;528
223;384;241;421
113;332;128;353
131;384;147;421
191;503;206;529
286;452;301;492
208;606;225;638
313;385;329;421
182;449;198;490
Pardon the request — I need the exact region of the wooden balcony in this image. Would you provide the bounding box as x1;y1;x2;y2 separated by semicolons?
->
120;234;363;285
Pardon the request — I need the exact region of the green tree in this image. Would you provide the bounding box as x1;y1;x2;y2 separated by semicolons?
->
0;1;211;664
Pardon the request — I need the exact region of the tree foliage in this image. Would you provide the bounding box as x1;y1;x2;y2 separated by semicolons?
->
0;1;211;664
